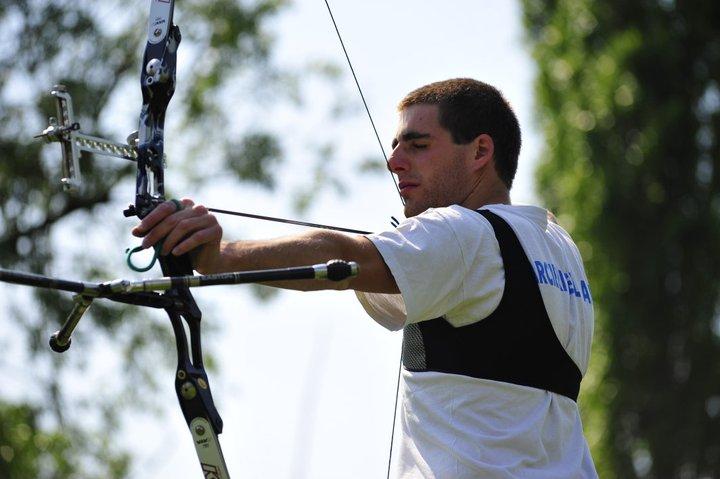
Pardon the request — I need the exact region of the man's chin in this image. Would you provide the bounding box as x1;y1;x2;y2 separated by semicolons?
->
403;203;426;218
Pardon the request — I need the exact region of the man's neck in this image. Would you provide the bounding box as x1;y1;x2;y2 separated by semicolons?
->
462;181;511;210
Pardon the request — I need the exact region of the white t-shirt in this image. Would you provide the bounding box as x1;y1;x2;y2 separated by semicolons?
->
356;204;597;479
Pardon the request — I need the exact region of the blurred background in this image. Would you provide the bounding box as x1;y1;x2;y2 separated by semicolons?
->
0;1;718;478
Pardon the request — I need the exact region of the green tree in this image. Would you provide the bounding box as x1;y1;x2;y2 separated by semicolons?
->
522;0;720;477
0;1;351;476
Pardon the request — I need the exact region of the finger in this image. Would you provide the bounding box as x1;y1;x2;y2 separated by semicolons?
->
132;199;193;236
171;223;223;257
159;209;217;255
141;205;206;250
178;197;196;209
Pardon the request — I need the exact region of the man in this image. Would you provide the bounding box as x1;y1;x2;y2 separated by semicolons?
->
134;78;597;478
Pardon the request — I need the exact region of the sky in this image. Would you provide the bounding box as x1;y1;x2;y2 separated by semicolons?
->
2;1;542;478
121;2;542;478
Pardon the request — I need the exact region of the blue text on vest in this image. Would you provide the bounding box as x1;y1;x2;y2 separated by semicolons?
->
533;260;592;304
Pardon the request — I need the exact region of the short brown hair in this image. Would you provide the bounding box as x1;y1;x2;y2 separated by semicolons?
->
398;78;521;188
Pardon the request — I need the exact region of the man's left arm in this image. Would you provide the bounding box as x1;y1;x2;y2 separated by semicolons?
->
132;199;398;293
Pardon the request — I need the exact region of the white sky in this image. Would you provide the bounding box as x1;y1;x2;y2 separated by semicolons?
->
1;1;542;478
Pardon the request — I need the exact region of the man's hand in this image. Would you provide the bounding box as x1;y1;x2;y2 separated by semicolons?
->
131;198;223;273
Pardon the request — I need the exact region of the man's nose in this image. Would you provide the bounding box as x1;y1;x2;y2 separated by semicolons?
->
388;148;408;173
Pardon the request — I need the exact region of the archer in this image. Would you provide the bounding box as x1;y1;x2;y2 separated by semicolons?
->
133;78;598;478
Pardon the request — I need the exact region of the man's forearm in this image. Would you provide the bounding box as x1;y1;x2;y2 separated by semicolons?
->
198;230;372;292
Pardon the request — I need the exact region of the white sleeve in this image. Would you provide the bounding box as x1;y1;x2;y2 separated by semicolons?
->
355;206;504;330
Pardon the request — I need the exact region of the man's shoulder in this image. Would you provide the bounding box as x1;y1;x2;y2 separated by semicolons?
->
480;204;549;225
481;204;578;241
418;204;531;224
399;204;571;246
411;205;499;239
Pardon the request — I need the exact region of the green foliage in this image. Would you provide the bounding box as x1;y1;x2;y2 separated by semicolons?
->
522;0;720;477
227;132;283;188
0;401;75;479
0;399;130;478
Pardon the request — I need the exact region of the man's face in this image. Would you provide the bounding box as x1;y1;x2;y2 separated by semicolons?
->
389;104;479;217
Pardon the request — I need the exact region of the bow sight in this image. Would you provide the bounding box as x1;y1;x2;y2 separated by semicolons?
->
35;84;139;192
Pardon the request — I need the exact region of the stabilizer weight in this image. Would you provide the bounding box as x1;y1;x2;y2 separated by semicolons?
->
49;332;71;353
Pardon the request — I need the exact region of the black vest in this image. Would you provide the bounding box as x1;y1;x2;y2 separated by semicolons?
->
402;209;582;401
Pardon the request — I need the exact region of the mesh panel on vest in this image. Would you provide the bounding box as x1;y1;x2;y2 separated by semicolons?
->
401;322;427;370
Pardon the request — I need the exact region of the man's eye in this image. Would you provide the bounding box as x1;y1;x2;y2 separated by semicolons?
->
413;143;428;149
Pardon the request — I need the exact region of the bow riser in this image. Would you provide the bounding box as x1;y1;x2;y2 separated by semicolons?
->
131;0;181;219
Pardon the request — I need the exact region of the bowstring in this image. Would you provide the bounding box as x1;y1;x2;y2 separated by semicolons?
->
322;0;405;208
385;347;403;477
322;2;404;477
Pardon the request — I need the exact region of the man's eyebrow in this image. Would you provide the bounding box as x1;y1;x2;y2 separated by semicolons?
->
391;131;431;149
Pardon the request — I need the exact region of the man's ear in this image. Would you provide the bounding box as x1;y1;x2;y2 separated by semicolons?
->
471;133;495;172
